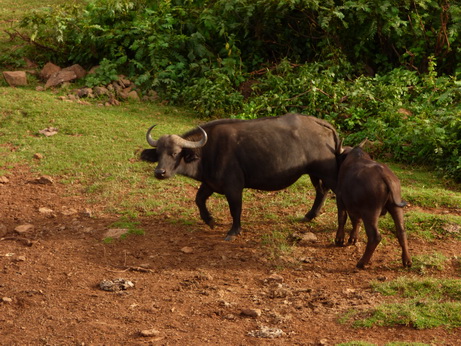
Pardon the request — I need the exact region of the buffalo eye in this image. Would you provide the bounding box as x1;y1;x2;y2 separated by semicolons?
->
170;151;180;159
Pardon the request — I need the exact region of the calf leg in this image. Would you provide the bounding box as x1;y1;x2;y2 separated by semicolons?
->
388;206;412;267
348;214;361;245
356;216;382;269
195;183;215;228
335;198;348;246
303;176;328;221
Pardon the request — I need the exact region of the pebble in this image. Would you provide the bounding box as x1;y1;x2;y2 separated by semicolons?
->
0;176;9;184
2;297;13;303
181;246;193;254
140;329;160;337
241;308;262;318
14;224;34;234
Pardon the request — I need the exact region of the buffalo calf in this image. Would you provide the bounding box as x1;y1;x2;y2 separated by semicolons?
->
335;145;412;269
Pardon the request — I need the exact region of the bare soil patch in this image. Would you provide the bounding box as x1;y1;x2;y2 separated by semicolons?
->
1;166;460;345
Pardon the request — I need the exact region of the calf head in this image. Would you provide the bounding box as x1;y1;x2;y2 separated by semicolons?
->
143;125;207;179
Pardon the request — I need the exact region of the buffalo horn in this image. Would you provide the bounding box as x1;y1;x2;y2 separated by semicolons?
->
146;124;158;147
173;126;208;149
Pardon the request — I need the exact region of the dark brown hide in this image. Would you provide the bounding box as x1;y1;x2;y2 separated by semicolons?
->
141;113;342;240
335;146;412;268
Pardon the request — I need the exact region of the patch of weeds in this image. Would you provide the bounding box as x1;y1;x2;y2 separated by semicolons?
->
409;252;448;275
403;211;461;240
344;277;461;330
261;229;293;260
102;218;145;243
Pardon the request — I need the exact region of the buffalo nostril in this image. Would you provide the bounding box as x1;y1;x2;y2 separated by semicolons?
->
155;168;166;178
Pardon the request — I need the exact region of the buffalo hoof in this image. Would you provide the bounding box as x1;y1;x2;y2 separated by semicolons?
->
207;218;216;229
347;238;358;245
402;257;412;268
335;239;345;247
224;234;236;241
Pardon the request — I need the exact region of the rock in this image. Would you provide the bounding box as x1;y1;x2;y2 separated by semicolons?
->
248;326;284;338
0;176;9;184
77;87;94;98
99;278;134;292
15;255;26;262
45;70;77;89
241;308;262;318
140;329;160;337
126;90;140;101
14;224;34;234
93;86;110;97
40;62;61;80
33;153;44;160
104;228;128;239
2;71;27;86
298;232;318;244
265;273;284;284
63;64;87;79
2;297;13;303
39;207;55;216
35;175;54;185
39;127;58;137
0;223;7;237
180;246;194;254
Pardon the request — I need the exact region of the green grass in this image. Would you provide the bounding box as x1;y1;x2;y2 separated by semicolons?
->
343;277;461;330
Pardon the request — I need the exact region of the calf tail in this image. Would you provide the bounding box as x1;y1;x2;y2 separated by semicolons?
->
383;173;406;208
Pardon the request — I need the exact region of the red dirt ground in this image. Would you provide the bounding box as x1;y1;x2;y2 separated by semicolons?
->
1;166;460;345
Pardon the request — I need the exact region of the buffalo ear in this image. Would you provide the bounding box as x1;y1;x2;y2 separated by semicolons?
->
140;148;158;163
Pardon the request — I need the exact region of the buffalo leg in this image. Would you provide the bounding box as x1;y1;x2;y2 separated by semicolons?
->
335;198;348;246
348;214;361;245
195;183;215;228
303;176;328;221
388;206;412;267
356;216;382;269
224;188;243;241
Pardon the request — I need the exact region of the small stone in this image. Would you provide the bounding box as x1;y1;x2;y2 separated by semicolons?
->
265;273;284;284
298;232;318;244
99;278;134;292
93;86;110;97
0;176;9;184
77;87;94;98
140;329;160;337
16;256;26;262
36;175;54;185
14;224;34;234
180;246;193;254
2;297;13;303
62;207;78;216
82;208;93;217
34;153;44;160
0;223;7;237
241;308;262;318
39;127;58;137
39;207;55;215
104;228;129;239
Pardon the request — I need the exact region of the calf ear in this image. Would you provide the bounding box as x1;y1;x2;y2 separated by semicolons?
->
140;148;158;163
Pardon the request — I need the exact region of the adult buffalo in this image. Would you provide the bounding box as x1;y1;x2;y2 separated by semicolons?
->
335;143;412;268
141;113;341;240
